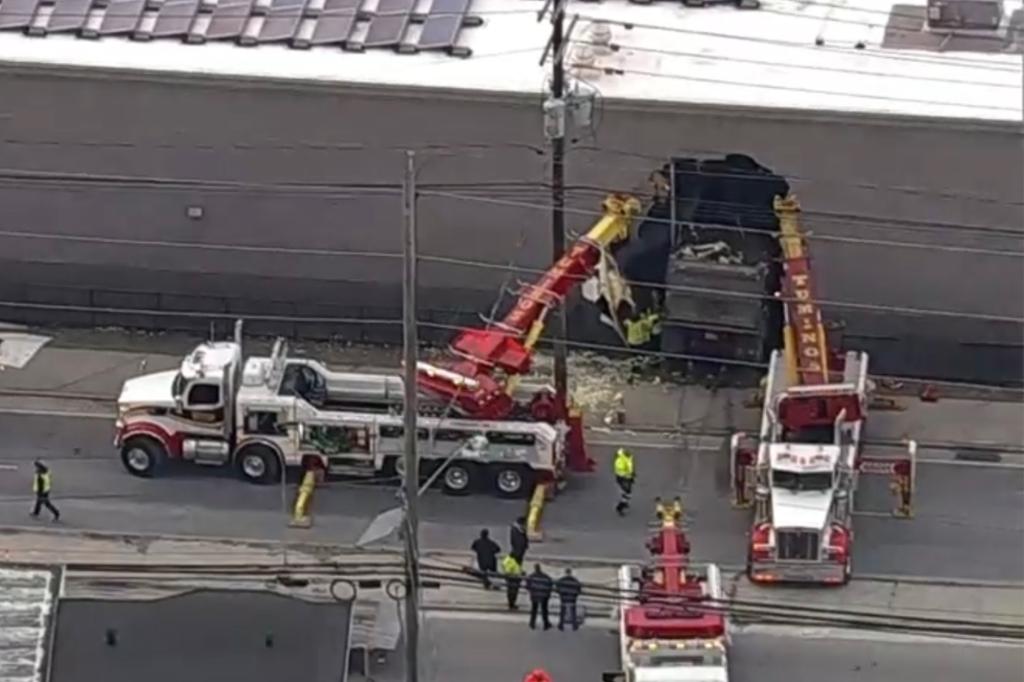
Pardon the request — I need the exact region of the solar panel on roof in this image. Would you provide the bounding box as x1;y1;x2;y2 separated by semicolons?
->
417;0;468;50
307;0;357;46
0;0;41;30
149;0;200;36
205;0;254;39
362;0;412;47
97;0;145;34
256;0;304;42
96;2;142;35
46;0;92;32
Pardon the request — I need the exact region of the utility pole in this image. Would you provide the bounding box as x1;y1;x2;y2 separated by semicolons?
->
401;149;421;682
544;0;569;418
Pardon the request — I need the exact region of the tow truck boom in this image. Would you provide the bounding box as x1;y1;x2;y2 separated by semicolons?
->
776;195;832;387
417;194;642;424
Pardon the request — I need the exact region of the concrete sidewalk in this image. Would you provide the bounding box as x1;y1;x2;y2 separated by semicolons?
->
1;326;1022;450
2;527;1021;629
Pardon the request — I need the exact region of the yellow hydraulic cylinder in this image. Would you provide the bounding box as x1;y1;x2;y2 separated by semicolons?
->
289;469;317;528
526;482;549;541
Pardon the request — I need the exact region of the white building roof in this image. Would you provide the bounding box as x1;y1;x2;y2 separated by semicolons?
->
0;0;1020;122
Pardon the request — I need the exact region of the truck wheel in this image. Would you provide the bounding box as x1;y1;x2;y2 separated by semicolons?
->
236;444;282;485
442;462;475;496
121;438;166;478
493;465;533;499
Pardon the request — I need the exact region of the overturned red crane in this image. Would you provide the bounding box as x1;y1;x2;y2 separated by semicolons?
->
416;194;643;471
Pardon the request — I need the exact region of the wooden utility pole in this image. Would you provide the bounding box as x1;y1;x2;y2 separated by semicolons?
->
401;149;421;682
544;0;569;417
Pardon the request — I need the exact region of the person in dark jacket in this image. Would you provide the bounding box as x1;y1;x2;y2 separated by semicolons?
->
525;564;553;630
510;516;530;563
30;461;60;522
555;568;582;631
470;529;501;589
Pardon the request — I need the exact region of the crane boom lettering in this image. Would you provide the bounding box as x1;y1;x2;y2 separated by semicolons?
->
775;194;831;386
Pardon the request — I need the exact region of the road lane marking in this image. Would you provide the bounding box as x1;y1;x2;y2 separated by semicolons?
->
731;624;1022;648
0;464;18;471
0;408;113;419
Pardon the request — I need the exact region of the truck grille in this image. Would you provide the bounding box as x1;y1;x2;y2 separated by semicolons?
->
776;530;820;560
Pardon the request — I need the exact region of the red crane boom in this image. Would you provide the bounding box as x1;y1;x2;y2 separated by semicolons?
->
775;194;832;386
416;194;642;427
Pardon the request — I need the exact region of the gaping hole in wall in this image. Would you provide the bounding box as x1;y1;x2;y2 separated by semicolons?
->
588;154;790;383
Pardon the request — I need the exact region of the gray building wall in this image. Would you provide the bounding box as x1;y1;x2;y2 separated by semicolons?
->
0;66;1021;382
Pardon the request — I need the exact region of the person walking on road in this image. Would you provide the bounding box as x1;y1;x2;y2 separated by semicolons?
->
555;568;582;631
614;448;636;516
502;553;524;611
30;461;60;522
510;516;530;563
526;564;553;630
471;529;501;590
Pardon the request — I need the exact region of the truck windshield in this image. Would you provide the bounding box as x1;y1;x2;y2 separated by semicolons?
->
772;470;833;491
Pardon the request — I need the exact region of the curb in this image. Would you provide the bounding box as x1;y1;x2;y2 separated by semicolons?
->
2;525;1022;589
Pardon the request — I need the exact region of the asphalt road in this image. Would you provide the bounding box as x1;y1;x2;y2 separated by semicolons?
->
371;614;1024;682
0;414;1021;582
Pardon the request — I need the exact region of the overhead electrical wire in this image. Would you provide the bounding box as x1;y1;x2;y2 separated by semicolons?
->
1;228;1021;324
50;560;1024;640
1;138;1021;210
563;144;1024;210
2;168;1021;242
571;11;1024;70
0;296;1018;394
569;39;1020;89
573;62;1019;114
416;190;1024;258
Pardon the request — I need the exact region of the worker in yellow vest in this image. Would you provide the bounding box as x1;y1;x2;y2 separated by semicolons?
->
613;448;635;516
501;553;523;611
31;461;60;522
624;309;662;347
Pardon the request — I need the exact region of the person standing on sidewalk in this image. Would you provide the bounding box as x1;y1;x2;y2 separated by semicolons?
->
614;448;636;516
501;553;523;611
510;516;530;563
30;461;60;522
555;568;582;631
471;529;501;590
526;564;553;630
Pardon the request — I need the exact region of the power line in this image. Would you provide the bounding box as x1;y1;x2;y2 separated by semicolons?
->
417;253;1024;325
573;11;1023;71
571;39;1020;89
467;184;1024;241
2;228;1021;324
577;62;1019;114
0;296;1018;393
417;190;1024;258
5;168;1019;245
564;144;1024;211
753;2;1024;38
2;137;1021;210
794;0;1024;29
3;165;1020;244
